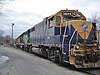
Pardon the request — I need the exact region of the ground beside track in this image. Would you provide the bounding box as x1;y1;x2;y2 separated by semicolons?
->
0;45;96;75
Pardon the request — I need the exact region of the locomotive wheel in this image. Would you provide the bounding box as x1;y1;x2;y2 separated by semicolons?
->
29;47;32;53
41;47;48;57
47;49;50;59
54;55;60;63
48;49;60;63
29;45;32;53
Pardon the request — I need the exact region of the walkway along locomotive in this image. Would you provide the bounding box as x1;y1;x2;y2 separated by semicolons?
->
16;9;100;68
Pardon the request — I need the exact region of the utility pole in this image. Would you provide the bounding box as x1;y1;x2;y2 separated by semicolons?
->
12;23;14;45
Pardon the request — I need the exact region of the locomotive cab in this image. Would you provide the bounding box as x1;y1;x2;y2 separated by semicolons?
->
47;10;86;36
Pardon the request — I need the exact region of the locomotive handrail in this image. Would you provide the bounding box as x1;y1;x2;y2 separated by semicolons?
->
69;29;77;56
62;26;67;54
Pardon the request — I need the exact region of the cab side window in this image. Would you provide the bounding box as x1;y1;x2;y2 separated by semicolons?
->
47;18;54;29
56;16;61;25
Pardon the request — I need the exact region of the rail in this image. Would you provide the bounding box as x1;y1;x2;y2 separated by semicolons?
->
69;29;77;56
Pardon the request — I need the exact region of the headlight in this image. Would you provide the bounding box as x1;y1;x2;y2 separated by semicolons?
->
75;44;80;50
82;24;88;31
94;43;97;46
99;47;100;49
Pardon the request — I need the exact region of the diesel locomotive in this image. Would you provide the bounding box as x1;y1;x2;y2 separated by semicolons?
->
16;9;100;68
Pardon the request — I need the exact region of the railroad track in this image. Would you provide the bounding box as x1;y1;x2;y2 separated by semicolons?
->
77;68;100;75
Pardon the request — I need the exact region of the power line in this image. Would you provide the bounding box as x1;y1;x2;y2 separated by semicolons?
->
0;18;10;26
0;16;11;24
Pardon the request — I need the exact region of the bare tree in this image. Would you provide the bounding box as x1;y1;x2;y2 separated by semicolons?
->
5;35;11;44
0;29;4;44
0;29;4;36
0;0;14;13
88;13;100;30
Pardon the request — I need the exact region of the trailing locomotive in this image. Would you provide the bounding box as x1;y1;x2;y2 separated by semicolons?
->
16;9;100;68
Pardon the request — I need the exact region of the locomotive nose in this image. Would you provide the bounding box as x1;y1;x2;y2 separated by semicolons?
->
65;20;93;43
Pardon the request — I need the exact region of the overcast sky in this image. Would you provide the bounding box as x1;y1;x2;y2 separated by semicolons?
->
0;0;100;38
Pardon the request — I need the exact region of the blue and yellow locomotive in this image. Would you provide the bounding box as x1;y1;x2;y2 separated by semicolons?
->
16;9;100;68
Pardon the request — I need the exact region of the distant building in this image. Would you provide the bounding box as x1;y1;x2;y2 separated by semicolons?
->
4;35;11;45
